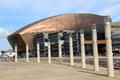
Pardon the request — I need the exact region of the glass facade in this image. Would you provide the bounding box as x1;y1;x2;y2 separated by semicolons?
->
34;24;106;57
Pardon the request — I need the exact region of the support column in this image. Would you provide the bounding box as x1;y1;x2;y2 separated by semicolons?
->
48;41;51;63
69;33;74;66
105;16;114;77
15;44;17;62
26;44;29;63
58;37;62;62
37;42;40;63
92;25;99;71
80;30;86;68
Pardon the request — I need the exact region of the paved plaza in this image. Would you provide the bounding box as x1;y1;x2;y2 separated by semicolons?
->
0;61;119;80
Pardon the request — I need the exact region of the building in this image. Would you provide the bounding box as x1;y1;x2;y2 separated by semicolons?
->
0;49;15;58
7;14;120;56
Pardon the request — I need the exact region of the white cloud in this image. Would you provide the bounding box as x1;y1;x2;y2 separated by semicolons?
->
0;28;9;38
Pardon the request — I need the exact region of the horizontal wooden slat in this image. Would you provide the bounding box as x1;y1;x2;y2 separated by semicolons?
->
84;40;106;44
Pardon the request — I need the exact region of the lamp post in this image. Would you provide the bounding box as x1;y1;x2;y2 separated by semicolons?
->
37;42;40;63
92;24;99;71
80;30;86;68
15;43;18;63
105;16;114;77
26;44;29;63
48;41;51;63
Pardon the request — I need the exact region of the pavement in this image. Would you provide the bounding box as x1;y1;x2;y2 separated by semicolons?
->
0;61;119;80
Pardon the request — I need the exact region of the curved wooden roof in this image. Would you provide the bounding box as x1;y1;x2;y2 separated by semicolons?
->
7;14;106;52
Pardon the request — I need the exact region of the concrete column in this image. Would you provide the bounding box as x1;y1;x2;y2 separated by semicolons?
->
37;42;40;63
26;44;29;63
48;41;51;63
15;44;18;62
69;33;74;66
105;17;114;77
58;37;62;62
92;25;99;71
80;30;86;68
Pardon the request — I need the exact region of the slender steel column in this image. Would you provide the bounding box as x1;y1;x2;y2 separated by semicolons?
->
69;33;74;66
48;41;51;63
26;44;29;63
92;25;99;71
80;30;86;68
37;42;40;63
105;16;114;77
15;44;18;62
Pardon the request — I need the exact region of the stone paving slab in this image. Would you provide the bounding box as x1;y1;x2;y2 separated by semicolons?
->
0;62;119;80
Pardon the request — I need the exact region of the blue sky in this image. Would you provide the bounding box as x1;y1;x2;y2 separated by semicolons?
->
0;0;120;50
